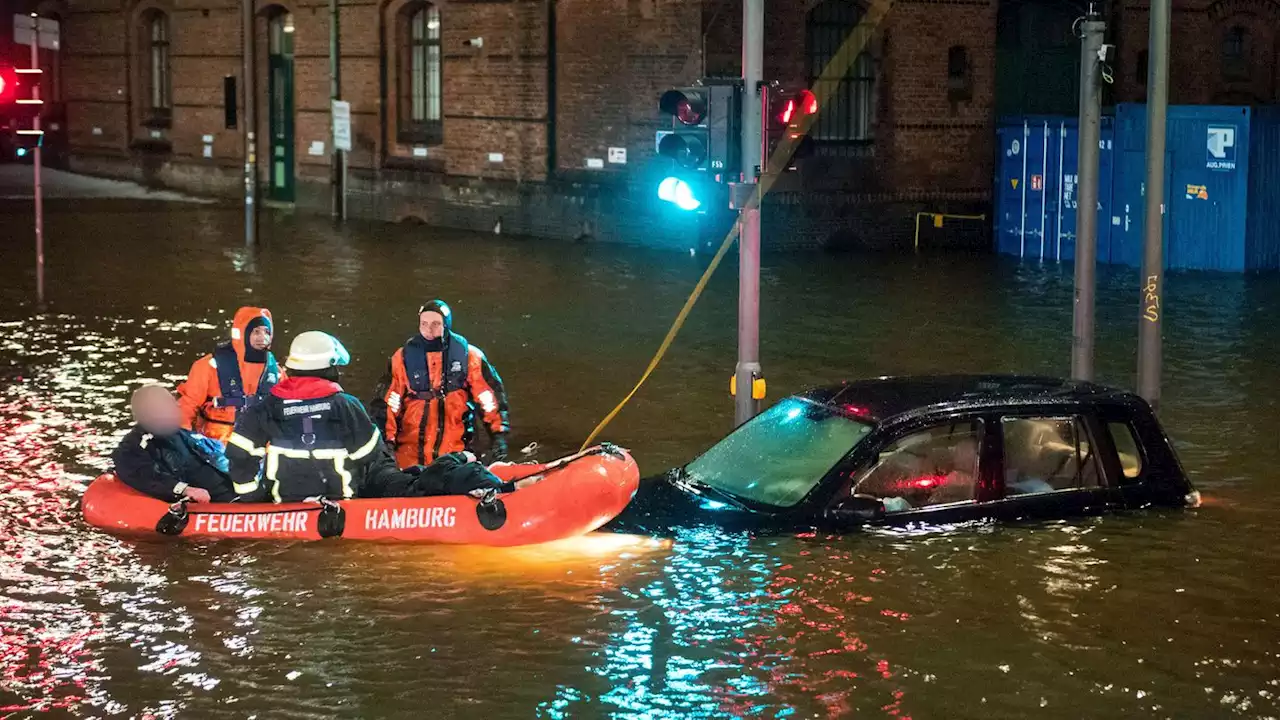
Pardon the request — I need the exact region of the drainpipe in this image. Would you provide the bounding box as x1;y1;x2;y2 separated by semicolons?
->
545;0;557;178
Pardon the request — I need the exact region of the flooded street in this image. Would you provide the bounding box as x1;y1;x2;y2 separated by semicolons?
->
1;203;1278;719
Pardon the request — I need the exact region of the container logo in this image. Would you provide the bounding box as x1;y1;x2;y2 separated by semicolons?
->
1207;125;1237;171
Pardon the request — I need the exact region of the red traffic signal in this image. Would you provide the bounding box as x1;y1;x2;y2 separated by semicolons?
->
0;66;44;119
659;89;707;126
773;89;818;127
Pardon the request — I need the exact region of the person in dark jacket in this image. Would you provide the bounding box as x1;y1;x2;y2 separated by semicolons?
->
226;331;507;503
112;384;237;503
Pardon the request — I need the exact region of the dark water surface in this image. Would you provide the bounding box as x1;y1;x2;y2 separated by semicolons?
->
0;204;1277;719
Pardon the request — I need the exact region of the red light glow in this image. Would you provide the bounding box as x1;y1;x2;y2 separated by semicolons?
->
779;99;795;124
841;403;871;419
800;90;818;114
902;474;947;490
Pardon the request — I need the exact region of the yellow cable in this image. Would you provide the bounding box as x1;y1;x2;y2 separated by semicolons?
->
579;0;892;451
580;224;741;451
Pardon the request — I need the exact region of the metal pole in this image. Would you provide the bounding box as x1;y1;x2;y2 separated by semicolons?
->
329;0;345;219
242;0;257;248
30;14;44;305
1139;0;1169;408
734;0;764;427
1071;11;1105;382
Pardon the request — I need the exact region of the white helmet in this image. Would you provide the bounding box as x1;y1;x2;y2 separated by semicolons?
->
285;331;351;371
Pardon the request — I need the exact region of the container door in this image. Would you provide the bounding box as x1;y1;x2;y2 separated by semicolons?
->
1097;120;1116;263
1111;150;1172;268
1028;121;1053;260
1051;118;1113;266
1166;114;1249;271
995;122;1031;257
1056;121;1077;262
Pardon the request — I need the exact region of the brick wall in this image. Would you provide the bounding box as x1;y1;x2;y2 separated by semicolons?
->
59;0;1274;251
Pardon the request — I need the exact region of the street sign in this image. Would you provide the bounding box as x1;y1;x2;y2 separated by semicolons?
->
12;15;59;50
331;100;352;152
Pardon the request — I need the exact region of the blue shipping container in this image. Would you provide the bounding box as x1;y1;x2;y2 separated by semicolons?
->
995;116;1116;263
1112;104;1280;272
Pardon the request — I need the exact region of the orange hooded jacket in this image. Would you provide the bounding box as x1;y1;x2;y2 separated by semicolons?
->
177;306;282;444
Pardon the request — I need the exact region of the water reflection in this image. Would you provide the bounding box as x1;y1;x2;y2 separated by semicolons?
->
0;206;1277;717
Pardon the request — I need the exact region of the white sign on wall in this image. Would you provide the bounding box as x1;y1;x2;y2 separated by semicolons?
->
331;101;352;152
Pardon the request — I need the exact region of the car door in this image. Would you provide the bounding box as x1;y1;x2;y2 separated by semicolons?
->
824;413;996;529
985;410;1119;522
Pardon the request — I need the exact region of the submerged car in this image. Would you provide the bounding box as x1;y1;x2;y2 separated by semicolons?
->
606;375;1200;535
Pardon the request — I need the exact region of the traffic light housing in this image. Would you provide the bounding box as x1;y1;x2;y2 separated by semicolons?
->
658;88;708;170
0;66;44;120
655;81;740;212
1;65;45;148
765;84;817;173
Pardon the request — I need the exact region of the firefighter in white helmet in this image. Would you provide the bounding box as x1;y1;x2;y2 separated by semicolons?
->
226;331;504;502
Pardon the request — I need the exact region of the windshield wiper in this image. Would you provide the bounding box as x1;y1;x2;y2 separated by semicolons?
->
669;468;754;512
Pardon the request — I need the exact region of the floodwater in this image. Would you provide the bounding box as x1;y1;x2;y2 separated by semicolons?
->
0;201;1278;719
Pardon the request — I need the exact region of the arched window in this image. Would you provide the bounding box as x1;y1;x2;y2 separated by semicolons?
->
1222;26;1249;80
807;0;876;150
143;10;171;125
398;2;442;144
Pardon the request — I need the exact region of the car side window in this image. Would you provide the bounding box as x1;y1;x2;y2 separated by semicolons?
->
1107;422;1144;479
1001;416;1102;496
852;420;982;513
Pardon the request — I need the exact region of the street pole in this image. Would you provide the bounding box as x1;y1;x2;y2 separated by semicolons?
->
328;0;345;219
241;0;257;248
1139;0;1170;408
1071;10;1105;382
734;0;764;427
30;14;44;305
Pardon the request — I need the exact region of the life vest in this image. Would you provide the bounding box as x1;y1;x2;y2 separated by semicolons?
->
211;342;281;410
139;429;231;477
402;333;470;399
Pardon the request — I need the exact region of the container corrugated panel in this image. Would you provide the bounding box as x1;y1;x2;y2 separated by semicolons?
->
1113;104;1252;272
1246;105;1280;271
994;115;1115;262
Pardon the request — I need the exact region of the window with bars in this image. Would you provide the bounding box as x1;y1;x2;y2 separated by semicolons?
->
806;0;876;150
1221;26;1249;80
144;11;171;126
398;3;442;144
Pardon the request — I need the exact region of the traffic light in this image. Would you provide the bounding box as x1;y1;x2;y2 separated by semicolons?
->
765;84;817;173
655;82;740;212
1;65;45;148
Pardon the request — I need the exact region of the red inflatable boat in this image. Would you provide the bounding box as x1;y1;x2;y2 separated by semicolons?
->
82;445;639;546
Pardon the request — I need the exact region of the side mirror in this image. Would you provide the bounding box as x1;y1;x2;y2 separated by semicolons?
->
828;494;886;523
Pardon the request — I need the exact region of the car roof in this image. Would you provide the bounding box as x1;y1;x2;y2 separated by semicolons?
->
797;374;1144;424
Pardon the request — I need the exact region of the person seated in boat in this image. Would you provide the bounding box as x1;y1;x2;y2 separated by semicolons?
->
226;331;508;503
111;384;237;503
370;300;511;470
177;306;283;447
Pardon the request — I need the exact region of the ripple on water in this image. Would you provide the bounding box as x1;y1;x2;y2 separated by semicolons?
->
0;212;1278;718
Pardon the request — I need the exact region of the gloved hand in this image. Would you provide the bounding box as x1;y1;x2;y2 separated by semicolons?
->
488;433;509;462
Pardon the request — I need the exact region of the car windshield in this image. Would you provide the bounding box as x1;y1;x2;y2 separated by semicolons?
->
683;397;874;508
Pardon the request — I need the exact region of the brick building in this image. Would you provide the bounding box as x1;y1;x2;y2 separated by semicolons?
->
42;0;1280;250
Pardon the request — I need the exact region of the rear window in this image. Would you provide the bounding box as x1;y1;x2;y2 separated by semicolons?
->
1108;422;1144;479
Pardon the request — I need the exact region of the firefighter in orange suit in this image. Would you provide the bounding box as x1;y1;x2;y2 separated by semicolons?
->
176;306;282;445
371;300;511;469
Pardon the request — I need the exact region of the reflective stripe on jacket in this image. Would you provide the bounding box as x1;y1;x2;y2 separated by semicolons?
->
226;378;404;503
